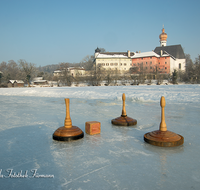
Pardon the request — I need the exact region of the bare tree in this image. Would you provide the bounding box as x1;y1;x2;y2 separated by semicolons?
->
87;65;103;86
105;70;113;86
99;48;106;53
7;60;20;79
58;62;69;70
0;71;2;84
184;54;194;82
59;69;73;86
80;55;94;71
0;62;8;83
194;55;200;83
18;59;36;87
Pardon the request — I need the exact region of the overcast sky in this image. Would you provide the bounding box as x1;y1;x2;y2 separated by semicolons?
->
0;0;199;67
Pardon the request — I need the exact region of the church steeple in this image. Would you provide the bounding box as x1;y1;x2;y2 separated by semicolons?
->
94;47;101;58
159;26;167;46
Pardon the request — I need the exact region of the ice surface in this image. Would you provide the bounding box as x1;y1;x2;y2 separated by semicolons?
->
0;84;200;189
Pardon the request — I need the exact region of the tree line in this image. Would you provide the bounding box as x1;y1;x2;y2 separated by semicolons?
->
0;55;95;87
0;53;200;87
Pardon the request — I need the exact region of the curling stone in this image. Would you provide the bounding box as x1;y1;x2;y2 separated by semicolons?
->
53;98;84;141
111;93;137;126
144;96;184;147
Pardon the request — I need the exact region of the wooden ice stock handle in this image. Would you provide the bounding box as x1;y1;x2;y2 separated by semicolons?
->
121;93;127;117
64;98;72;128
159;96;167;131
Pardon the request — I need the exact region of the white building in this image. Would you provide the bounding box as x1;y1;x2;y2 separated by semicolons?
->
94;48;134;73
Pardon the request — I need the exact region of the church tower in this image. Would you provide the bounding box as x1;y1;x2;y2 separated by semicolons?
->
159;26;168;46
94;47;101;58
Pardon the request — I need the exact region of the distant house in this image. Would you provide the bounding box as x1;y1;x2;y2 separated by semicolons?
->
53;70;63;77
48;81;60;87
8;80;24;87
32;77;48;86
67;67;85;76
53;67;85;77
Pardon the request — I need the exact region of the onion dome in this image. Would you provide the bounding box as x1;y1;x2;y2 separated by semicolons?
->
95;47;101;53
159;27;168;42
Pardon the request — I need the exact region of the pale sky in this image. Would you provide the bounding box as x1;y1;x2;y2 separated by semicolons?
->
0;0;199;67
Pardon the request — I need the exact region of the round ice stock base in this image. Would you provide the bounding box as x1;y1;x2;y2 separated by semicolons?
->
112;93;137;126
53;126;84;141
144;96;184;147
144;130;184;147
53;98;84;142
112;115;137;126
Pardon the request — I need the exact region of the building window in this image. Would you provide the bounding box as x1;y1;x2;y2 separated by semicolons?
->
130;63;132;66
124;63;126;66
165;62;167;64
110;63;113;66
106;63;109;66
124;68;126;70
165;67;167;69
146;67;147;69
120;63;122;66
137;63;139;65
146;62;147;65
150;67;152;69
150;62;152;64
179;63;181;69
150;57;152;59
159;62;160;64
115;63;118;66
141;58;143;60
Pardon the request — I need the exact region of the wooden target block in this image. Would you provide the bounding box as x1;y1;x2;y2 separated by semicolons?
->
85;121;101;135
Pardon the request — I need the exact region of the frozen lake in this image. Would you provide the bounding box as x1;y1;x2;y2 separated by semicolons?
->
0;84;200;190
